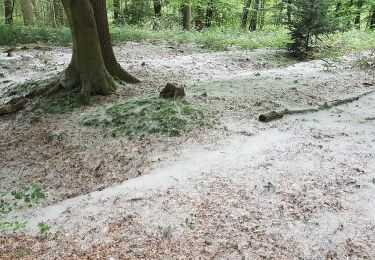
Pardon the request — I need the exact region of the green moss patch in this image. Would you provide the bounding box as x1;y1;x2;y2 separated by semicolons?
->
80;95;205;138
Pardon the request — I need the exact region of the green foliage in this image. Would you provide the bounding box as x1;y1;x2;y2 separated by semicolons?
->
123;1;153;25
0;183;46;233
185;217;197;230
111;26;290;50
0;220;28;232
81;95;206;139
0;182;46;217
315;30;375;58
288;0;336;56
158;225;176;239
0;25;71;46
38;222;51;237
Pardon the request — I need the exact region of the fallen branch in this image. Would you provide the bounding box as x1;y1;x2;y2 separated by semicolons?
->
259;90;375;123
4;45;53;56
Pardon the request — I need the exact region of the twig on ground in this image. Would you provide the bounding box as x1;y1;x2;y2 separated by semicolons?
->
259;90;375;123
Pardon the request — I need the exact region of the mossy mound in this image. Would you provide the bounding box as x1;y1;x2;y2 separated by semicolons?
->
80;95;205;138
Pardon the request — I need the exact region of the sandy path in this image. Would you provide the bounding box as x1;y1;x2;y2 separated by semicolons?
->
1;43;375;258
8;90;375;259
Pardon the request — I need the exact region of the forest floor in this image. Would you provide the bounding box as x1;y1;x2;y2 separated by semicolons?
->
0;42;375;259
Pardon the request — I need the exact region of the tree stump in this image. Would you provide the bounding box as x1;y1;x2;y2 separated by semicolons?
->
160;83;186;99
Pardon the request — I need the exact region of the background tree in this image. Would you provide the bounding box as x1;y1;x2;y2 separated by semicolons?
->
52;0;64;27
113;0;121;24
182;2;191;30
249;0;260;30
4;0;13;24
241;0;252;28
205;0;213;28
153;0;162;30
20;0;34;26
370;4;375;29
288;0;335;55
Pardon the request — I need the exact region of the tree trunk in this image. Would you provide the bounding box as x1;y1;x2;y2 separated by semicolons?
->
354;0;364;29
286;0;292;24
182;4;191;31
20;0;34;25
249;0;260;31
153;0;161;30
113;0;121;25
370;6;375;30
53;0;64;27
90;0;140;83
60;0;138;98
4;0;13;24
205;0;213;28
30;0;41;22
259;0;266;30
241;0;252;28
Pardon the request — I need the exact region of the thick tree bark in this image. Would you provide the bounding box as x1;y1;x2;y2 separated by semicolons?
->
249;0;260;31
241;0;252;28
61;0;117;96
153;0;162;30
182;4;191;31
20;0;34;25
90;0;139;83
60;0;139;96
4;0;13;24
53;0;64;27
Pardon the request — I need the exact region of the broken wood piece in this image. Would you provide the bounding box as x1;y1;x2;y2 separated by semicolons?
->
259;90;375;123
259;111;284;122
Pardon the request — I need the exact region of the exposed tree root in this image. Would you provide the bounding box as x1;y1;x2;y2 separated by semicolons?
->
108;62;140;84
0;74;64;116
4;75;61;99
259;90;375;123
0;68;118;116
0;97;29;116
